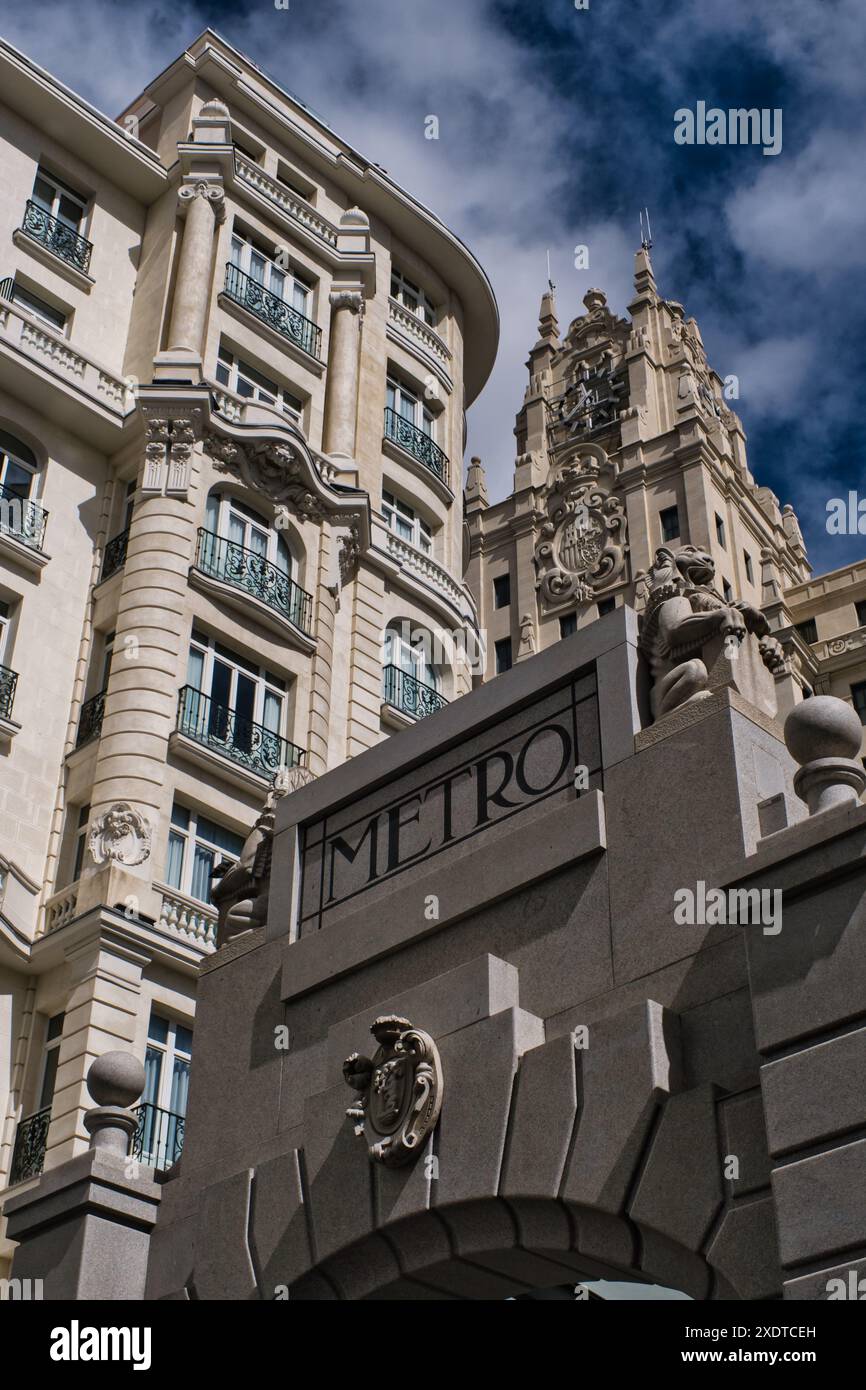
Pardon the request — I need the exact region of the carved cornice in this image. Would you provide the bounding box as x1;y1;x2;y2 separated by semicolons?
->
136;384;370;552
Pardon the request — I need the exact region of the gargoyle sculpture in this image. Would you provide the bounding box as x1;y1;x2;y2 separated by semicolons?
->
638;545;785;721
211;765;314;947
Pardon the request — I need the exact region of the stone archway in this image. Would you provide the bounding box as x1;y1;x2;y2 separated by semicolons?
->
288;1197;707;1301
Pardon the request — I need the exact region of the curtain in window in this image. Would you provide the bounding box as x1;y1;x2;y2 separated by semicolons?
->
143;1046;162;1107
190;843;215;904
165;830;185;890
169;1056;191;1118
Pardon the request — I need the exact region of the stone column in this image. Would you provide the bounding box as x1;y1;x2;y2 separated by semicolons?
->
323;290;363;459
155;183;225;383
77;407;203;923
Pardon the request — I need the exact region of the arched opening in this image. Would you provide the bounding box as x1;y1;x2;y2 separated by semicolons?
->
285;1199;713;1302
382;617;449;719
0;428;46;549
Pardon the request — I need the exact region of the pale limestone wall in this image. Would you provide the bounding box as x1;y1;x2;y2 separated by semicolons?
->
0;99;145;376
0;390;109;917
0;31;495;1209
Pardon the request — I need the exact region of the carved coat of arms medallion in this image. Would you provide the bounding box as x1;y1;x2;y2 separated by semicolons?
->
534;442;628;609
343;1015;443;1166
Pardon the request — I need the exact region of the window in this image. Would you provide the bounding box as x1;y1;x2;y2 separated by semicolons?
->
493;574;511;610
382;490;432;554
0;599;11;665
215;345;303;421
722;579;733;603
31;168;87;234
660;506;680;542
121;480;136;532
98;631;115;694
852;682;866;726
796;619;818;645
390;267;435;326
856;600;866;628
383;622;439;691
744;551;754;584
38;1013;65;1112
164;802;245;904
386;376;434;439
495;638;512;674
560;613;577;640
5;279;66;331
140;1011;193;1167
598;596;616;616
205;491;293;573
229;230;312;315
72;804;90;882
186;628;287;738
715;514;727;548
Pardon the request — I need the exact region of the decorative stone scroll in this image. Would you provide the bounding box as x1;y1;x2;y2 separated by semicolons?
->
343;1015;444;1166
534;442;628;608
88;802;152;866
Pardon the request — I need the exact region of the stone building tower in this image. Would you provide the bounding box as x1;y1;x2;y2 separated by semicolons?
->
467;248;815;698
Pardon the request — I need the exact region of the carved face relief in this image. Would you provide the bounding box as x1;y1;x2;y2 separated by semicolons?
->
88;802;152;867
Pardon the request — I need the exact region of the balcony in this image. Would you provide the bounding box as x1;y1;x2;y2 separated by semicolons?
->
382;664;448;724
0;481;48;551
0;662;19;721
383;406;449;486
9;1105;51;1185
194;528;313;636
19;200;93;275
132;1102;184;1173
100;526;129;581
157;884;217;951
176;685;305;783
223;262;322;359
75;689;105;748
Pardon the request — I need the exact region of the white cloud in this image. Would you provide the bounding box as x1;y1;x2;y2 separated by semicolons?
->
726;129;866;275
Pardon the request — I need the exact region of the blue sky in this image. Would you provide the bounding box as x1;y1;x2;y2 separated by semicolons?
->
2;0;863;576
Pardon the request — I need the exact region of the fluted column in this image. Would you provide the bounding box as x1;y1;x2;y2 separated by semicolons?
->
323;290;363;459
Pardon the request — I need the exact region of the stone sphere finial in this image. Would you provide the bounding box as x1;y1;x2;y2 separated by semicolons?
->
784;696;863;765
784;696;866;816
86;1051;146;1110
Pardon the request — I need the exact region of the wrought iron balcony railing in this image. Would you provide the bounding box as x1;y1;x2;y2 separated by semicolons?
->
0;481;48;551
0;663;19;721
195;529;313;634
75;689;105;748
383;406;449;484
223;262;322;359
9;1105;51;1185
101;527;129;581
382;664;448;721
131;1101;185;1173
20;200;93;274
176;685;305;781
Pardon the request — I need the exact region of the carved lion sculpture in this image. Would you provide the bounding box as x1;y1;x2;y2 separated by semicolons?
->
638;545;785;721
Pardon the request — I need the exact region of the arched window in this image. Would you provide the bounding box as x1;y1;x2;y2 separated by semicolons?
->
205;491;292;577
384;620;439;691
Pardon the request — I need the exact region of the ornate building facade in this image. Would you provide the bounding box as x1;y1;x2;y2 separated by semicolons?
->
467;251;866;753
0;29;496;1277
